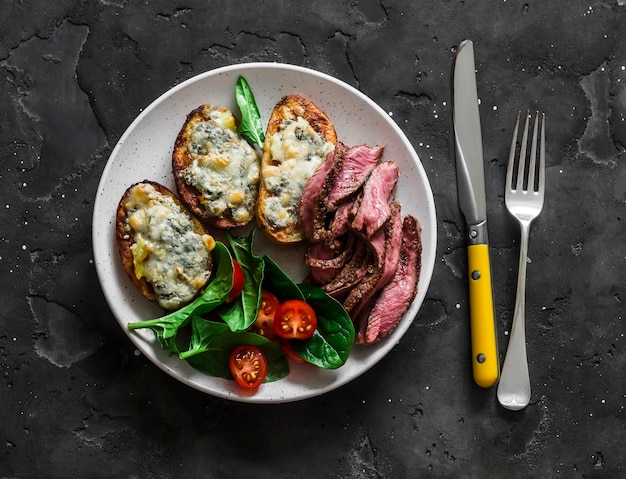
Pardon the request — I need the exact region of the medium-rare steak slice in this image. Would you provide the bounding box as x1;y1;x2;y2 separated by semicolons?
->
327;201;351;240
328;144;383;209
350;161;399;237
372;202;403;289
357;214;422;344
344;202;403;319
301;142;348;243
306;235;354;284
341;232;384;314
300;145;339;241
322;238;370;300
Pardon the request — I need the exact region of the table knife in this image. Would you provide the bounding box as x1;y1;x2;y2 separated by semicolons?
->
453;40;499;388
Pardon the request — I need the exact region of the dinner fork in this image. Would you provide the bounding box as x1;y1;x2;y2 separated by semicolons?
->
497;111;546;411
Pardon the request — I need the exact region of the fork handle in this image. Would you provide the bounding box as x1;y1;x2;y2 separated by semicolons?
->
497;222;532;410
467;243;499;388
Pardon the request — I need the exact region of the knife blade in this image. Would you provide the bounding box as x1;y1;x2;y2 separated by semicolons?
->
453;40;499;388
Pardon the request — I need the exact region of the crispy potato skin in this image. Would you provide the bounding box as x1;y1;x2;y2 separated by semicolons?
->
115;180;212;306
256;94;337;243
172;105;255;230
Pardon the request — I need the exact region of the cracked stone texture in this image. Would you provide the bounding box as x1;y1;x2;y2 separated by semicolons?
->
1;1;625;477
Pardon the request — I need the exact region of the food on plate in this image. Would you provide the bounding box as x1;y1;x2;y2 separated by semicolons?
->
350;161;399;237
116;180;215;310
225;260;244;303
278;338;307;364
118;77;424;395
301;142;423;344
172;104;260;229
273;299;318;340
300;142;385;244
249;290;280;340
256;94;337;243
127;232;355;393
234;76;266;149
360;215;422;343
229;344;269;390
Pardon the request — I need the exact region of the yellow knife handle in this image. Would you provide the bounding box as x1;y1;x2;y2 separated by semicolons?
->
467;243;499;388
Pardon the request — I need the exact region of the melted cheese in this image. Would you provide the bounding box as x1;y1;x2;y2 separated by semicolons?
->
183;106;259;224
261;116;334;228
125;183;214;310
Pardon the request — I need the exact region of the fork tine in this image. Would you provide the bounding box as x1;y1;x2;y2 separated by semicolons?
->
506;111;521;191
538;112;546;195
516;112;531;191
527;112;539;192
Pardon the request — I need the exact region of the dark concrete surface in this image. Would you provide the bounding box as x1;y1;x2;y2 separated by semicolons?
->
1;1;625;477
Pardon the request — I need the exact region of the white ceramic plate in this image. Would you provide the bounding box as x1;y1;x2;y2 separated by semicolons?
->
92;63;437;403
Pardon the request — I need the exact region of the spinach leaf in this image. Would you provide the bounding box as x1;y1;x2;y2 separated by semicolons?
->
127;241;234;352
291;283;355;369
262;254;305;302
182;315;289;383
126;312;190;354
235;76;265;149
180;316;232;362
218;231;264;331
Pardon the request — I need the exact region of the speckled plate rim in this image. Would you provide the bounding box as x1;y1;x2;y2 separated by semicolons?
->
92;62;437;404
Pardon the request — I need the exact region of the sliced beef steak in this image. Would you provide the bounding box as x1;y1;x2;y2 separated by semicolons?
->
328;145;383;208
350;161;399;237
357;214;422;344
306;235;354;284
298;140;424;347
300;144;344;242
322;238;370;300
344;202;403;319
327;201;351;240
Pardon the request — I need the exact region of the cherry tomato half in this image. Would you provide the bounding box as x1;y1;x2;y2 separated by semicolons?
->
250;290;279;340
225;260;244;303
228;344;268;390
273;299;318;340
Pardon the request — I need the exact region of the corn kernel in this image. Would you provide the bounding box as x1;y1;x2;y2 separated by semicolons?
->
203;234;216;252
229;190;244;204
128;210;147;231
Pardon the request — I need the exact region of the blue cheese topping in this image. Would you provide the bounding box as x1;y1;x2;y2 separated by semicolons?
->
125;183;215;310
183;106;259;224
261;116;334;228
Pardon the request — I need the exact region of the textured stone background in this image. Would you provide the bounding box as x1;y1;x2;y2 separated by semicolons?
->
1;1;625;477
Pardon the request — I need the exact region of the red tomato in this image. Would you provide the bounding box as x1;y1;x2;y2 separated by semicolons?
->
225;260;244;303
273;300;317;340
228;344;268;390
250;291;279;340
279;338;307;364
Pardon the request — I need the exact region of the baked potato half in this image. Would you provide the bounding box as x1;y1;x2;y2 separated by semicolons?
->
116;180;215;311
172;105;260;230
256;94;337;243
